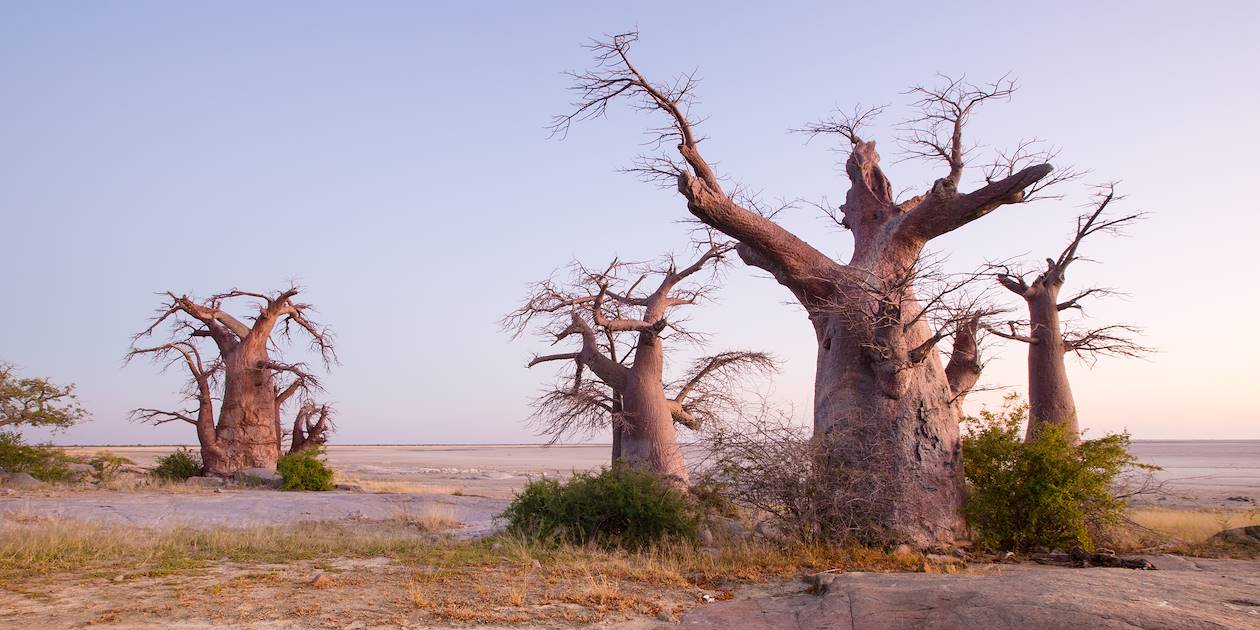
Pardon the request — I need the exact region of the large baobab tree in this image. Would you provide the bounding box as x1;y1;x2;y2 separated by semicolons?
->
553;32;1070;544
128;288;335;476
990;184;1146;441
506;242;774;483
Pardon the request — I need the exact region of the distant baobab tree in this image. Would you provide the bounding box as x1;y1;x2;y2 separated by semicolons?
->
505;240;775;483
991;184;1147;441
552;32;1075;545
128;287;335;476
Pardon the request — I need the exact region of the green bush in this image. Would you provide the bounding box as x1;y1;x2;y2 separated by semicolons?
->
152;448;202;480
961;397;1153;552
0;431;73;481
501;464;700;549
276;448;335;491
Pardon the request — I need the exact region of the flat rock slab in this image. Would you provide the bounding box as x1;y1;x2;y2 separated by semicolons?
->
675;559;1260;629
0;489;508;538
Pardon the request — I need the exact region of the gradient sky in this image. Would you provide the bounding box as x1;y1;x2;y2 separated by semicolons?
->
3;1;1257;445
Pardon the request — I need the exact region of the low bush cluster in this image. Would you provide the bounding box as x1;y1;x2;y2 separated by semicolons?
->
88;451;135;482
0;431;73;481
277;447;335;491
152;448;202;480
961;397;1154;552
501;464;699;549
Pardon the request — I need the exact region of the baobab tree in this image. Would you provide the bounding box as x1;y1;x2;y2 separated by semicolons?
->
286;402;333;454
128;288;335;476
990;184;1146;440
553;32;1070;544
505;242;774;483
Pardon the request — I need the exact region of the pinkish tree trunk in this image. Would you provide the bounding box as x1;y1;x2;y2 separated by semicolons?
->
992;186;1145;442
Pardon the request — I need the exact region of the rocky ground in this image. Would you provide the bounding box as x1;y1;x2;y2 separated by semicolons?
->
676;556;1260;629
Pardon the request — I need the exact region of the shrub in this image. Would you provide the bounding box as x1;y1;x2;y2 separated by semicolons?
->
961;396;1154;552
152;448;202;480
699;406;897;545
277;448;335;491
88;451;136;482
501;464;700;549
0;431;72;481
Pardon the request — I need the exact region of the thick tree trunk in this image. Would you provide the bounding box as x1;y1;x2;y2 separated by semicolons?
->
609;396;623;463
1025;291;1077;440
812;310;964;546
205;346;281;476
618;336;689;484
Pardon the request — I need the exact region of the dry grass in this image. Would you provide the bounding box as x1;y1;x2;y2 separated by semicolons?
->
0;512;934;625
1128;507;1260;543
392;503;462;531
337;477;462;495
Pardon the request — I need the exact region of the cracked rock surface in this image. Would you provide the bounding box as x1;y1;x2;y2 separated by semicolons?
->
672;557;1260;629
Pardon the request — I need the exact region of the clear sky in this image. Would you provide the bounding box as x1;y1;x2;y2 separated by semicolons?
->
2;1;1257;444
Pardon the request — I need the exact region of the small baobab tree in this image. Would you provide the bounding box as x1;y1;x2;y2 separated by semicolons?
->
128;287;335;476
552;32;1078;544
990;184;1147;440
285;402;333;454
505;241;775;483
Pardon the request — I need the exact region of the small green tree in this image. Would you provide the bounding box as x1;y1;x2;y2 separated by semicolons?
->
0;362;88;432
961;395;1152;551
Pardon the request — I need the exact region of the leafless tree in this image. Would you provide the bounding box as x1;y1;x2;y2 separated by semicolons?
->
553;32;1068;545
506;240;774;483
286;402;333;454
989;184;1147;440
127;287;336;476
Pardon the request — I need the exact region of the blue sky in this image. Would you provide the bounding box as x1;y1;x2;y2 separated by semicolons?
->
2;1;1257;444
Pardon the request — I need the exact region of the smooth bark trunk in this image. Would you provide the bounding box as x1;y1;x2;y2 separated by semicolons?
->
617;335;689;484
205;345;280;476
1025;291;1077;440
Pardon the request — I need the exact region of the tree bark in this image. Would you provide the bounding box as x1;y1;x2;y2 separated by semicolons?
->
206;343;281;475
609;397;623;463
617;333;689;483
1024;290;1077;440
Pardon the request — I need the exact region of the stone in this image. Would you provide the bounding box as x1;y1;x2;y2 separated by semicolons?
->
677;559;1260;629
802;572;838;595
343;621;365;630
698;526;715;547
1209;525;1260;549
187;476;226;488
656;610;674;622
234;468;282;488
0;472;45;489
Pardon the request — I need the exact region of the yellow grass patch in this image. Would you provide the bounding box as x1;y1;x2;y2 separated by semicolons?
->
1129;507;1260;543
